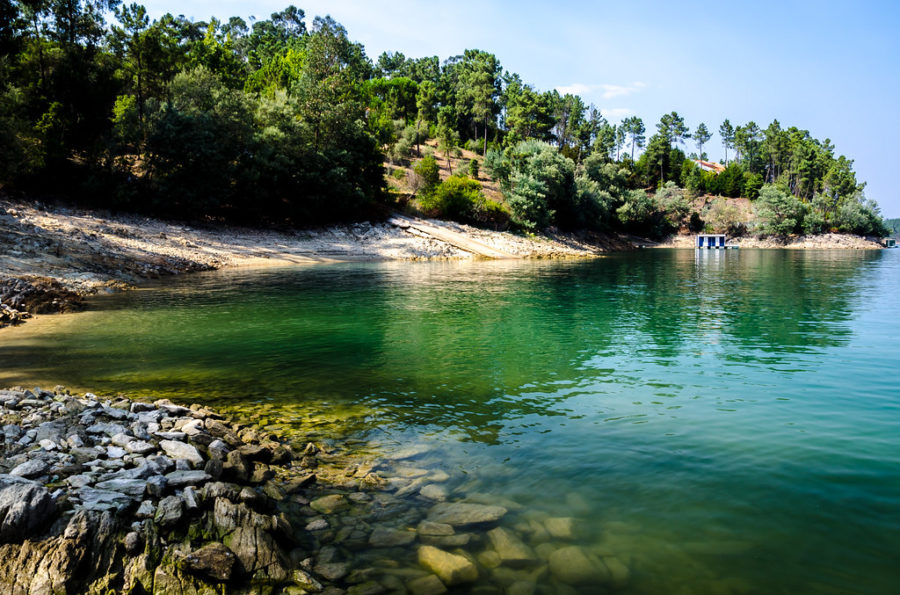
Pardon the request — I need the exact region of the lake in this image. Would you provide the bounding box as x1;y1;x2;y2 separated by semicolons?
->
2;249;899;593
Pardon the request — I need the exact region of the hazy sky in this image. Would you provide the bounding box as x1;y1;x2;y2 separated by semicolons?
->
144;1;900;216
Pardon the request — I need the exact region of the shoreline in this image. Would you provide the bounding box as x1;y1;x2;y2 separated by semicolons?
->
0;197;886;330
0;197;618;329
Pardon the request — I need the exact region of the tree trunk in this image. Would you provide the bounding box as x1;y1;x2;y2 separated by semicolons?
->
483;117;488;156
415;119;421;157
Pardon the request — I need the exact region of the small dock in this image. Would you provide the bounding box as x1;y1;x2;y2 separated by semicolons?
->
696;234;739;250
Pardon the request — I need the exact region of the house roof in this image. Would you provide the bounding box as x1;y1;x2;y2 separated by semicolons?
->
693;160;726;174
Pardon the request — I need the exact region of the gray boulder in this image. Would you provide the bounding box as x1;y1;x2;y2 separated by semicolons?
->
0;480;56;542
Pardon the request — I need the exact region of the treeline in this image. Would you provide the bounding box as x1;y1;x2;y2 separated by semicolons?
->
0;2;887;235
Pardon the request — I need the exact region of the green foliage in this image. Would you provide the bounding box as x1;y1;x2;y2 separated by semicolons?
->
655;182;689;229
413;154;440;195
704;197;745;235
418;174;509;228
496;140;577;229
419;175;478;218
468;158;480;179
617;190;658;233
833;197;888;236
0;0;885;239
755;184;806;236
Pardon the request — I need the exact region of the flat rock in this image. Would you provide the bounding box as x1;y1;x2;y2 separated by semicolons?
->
487;527;535;567
544;517;575;539
548;545;610;585
94;478;146;497
369;526;416;547
165;470;212;487
125;440;156;455
417;545;478;586
9;459;49;478
417;521;454;536
427;502;507;527
77;488;133;512
159;440;204;466
310;494;348;514
407;574;447;595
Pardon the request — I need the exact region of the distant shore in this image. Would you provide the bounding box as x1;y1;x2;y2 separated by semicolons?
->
655;232;884;250
0;197;885;329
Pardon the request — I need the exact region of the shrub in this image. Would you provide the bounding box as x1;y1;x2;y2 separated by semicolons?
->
705;197;744;235
391;167;405;180
755;184;806;236
413;155;440;196
655;181;690;229
419;175;503;225
469;158;480;179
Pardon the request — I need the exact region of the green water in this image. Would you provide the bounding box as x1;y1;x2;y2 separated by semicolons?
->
3;249;900;593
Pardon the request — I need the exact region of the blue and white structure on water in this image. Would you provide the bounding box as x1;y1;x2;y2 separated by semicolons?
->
696;234;738;249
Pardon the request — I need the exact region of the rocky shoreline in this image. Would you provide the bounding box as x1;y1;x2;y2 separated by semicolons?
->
0;387;631;594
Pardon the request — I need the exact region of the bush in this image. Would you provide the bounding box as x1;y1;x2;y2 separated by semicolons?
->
755;184;806;236
419;174;482;221
483;148;507;182
834;198;888;236
705;197;744;235
413;155;440;196
655;181;690;229
469;158;480;179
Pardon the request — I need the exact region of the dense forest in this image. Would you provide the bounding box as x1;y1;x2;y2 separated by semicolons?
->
0;1;887;236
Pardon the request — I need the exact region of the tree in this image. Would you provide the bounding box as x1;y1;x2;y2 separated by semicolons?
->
693;122;711;160
719;119;735;165
414;80;436;156
455;49;500;155
111;3;151;132
756;184;805;236
657;111;689;148
614;124;625;161
436;107;459;173
623;116;645;160
494;140;576;229
500;75;554;145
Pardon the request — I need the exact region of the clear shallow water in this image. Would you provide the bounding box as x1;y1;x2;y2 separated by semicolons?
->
3;249;900;593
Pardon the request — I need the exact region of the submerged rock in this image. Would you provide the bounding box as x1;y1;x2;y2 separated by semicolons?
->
426;502;507;527
368;526;416;548
487;527;535;567
310;494;348;514
548;545;610;585
417;545;478;586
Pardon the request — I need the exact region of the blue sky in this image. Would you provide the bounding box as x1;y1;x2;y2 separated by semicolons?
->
144;1;900;216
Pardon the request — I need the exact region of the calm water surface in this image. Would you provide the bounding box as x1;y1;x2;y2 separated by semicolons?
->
3;249;899;593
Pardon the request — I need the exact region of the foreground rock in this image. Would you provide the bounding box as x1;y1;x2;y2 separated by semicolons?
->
0;387;392;593
0;385;634;593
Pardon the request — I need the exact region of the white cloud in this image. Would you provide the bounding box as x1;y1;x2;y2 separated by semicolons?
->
554;81;647;100
601;108;635;120
599;82;647;99
555;83;595;96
